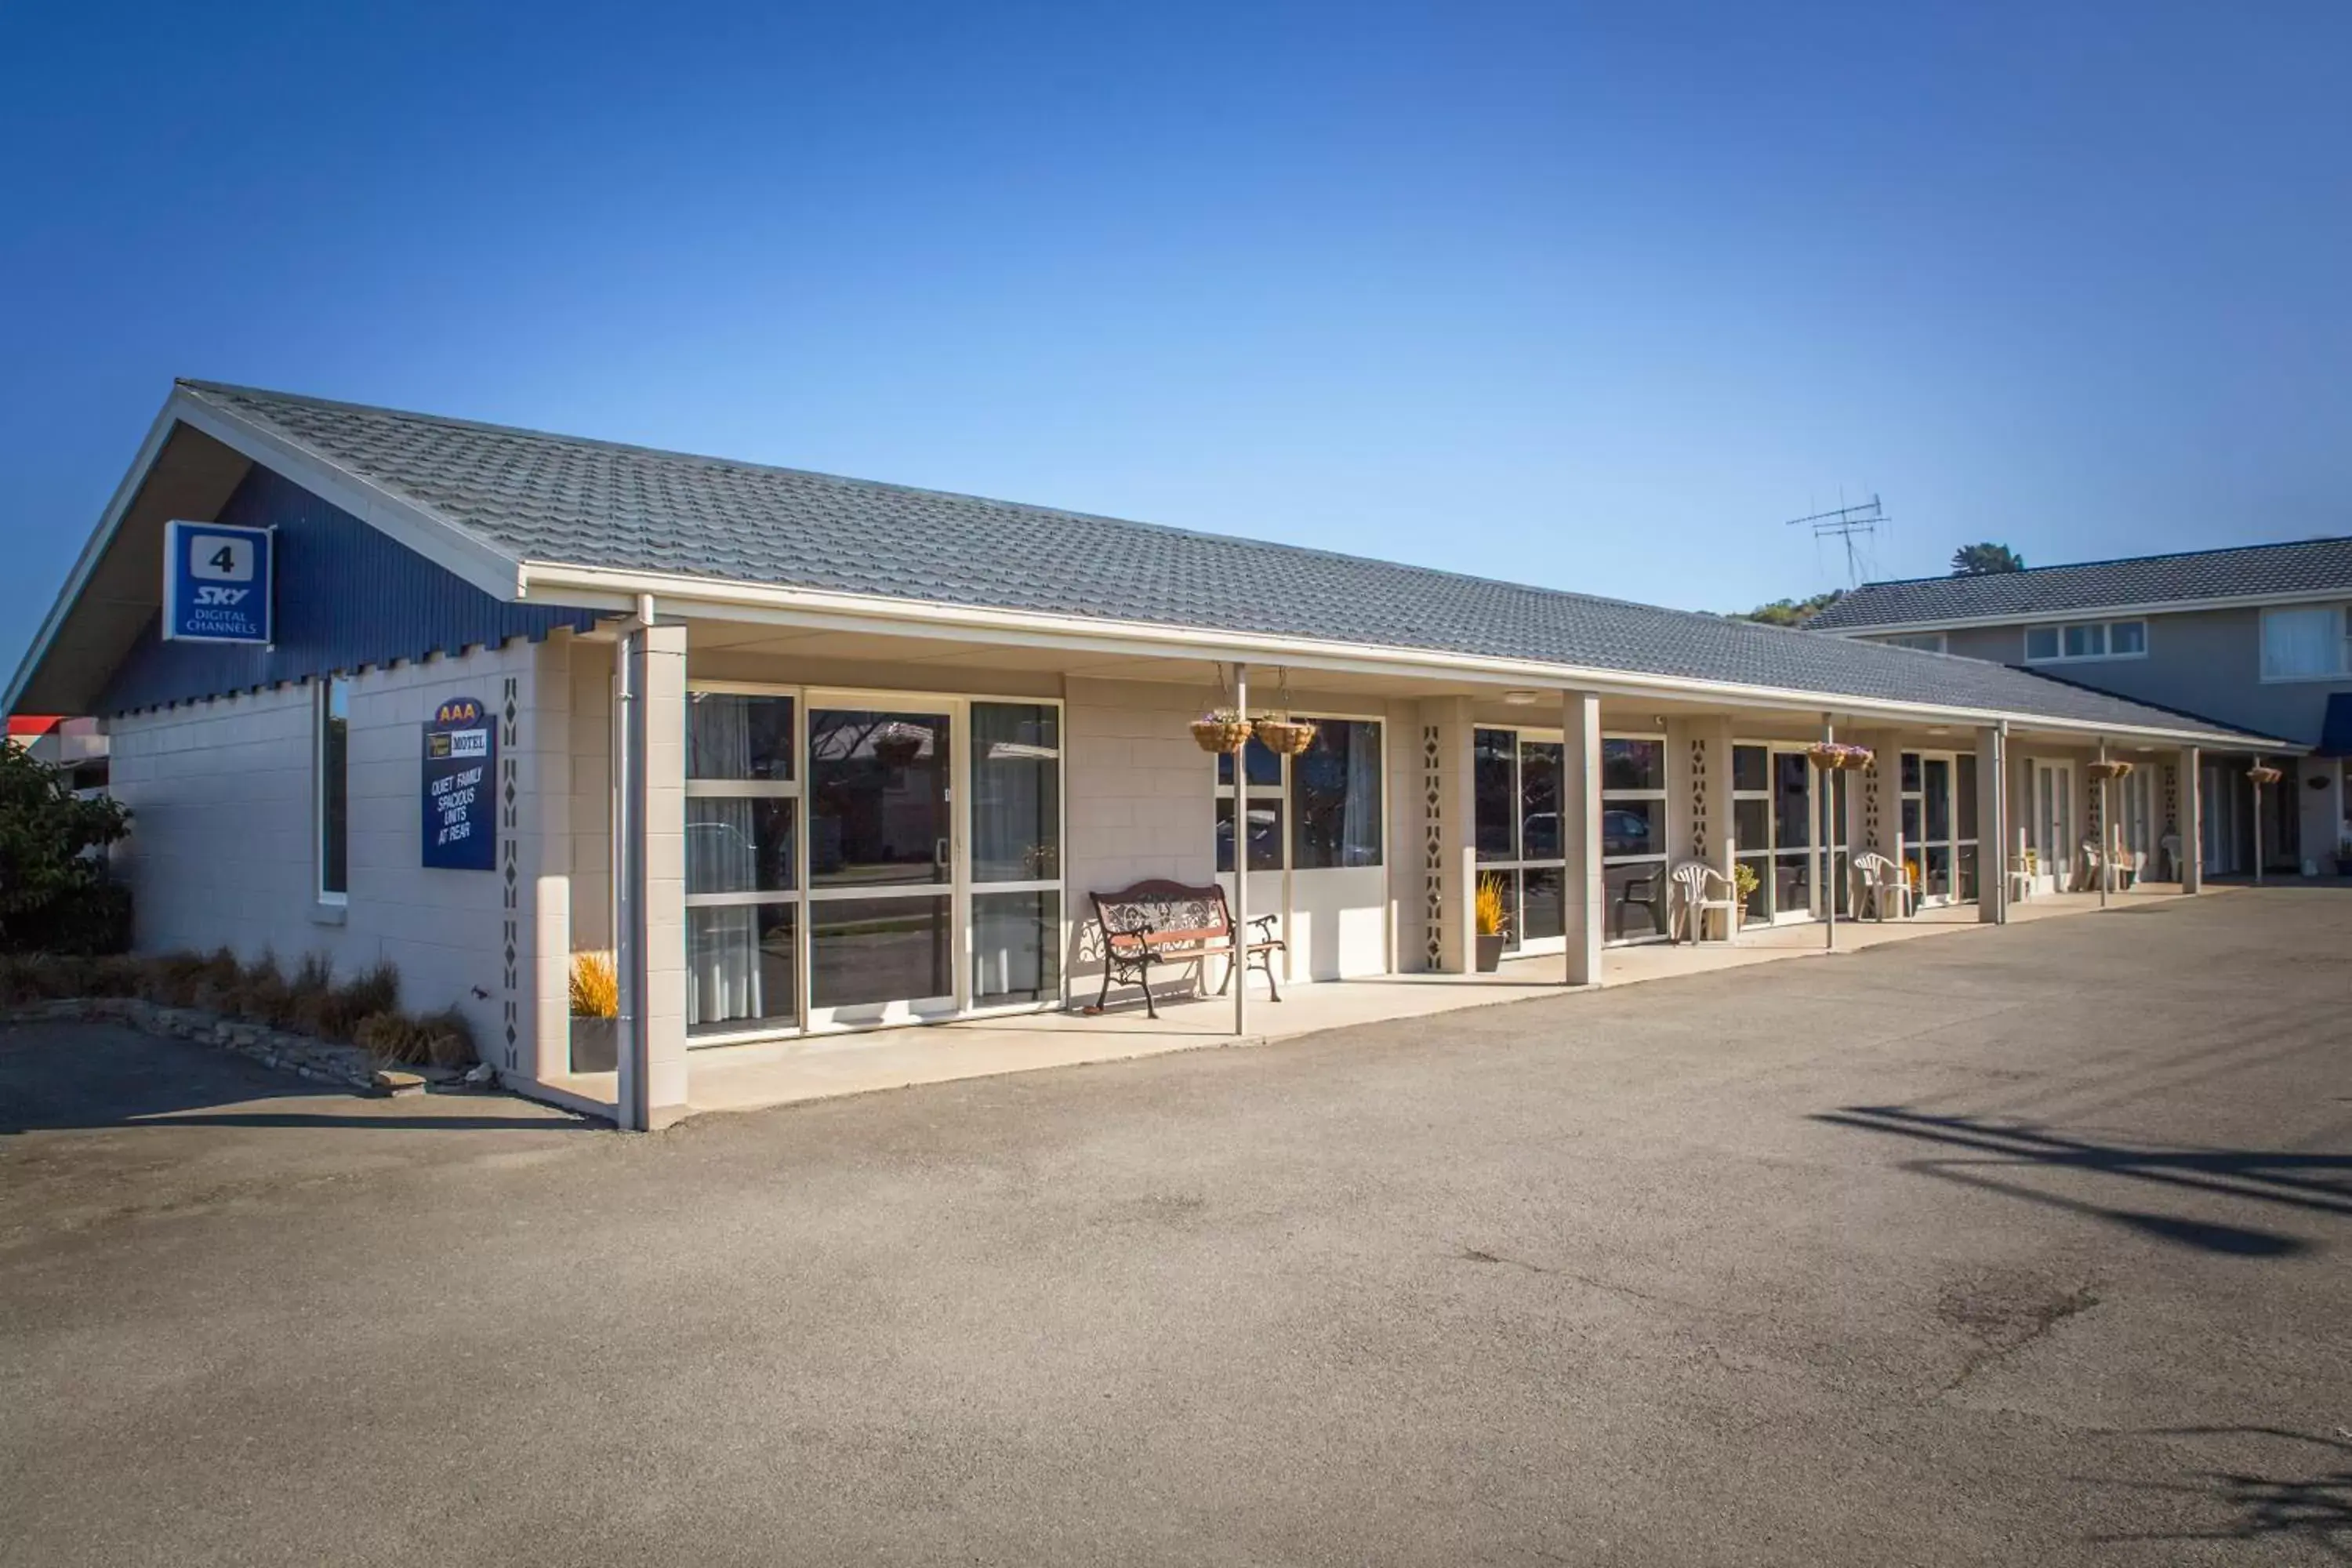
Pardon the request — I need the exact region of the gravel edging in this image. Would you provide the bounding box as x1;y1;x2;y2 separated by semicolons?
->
1;996;480;1096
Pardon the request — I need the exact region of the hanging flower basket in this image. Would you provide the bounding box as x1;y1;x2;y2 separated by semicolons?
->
1804;742;1875;771
1190;713;1254;753
2246;764;2283;786
1252;717;1318;756
2085;760;2135;781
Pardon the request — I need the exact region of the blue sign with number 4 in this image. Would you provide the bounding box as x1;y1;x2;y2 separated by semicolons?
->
163;519;274;644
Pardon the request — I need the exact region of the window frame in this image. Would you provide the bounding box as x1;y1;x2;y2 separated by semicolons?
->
1212;713;1385;875
676;682;1071;1045
2022;618;2150;665
314;675;350;906
1886;632;1947;653
2258;603;2352;684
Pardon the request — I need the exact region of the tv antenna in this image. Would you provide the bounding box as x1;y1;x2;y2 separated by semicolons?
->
1785;493;1888;586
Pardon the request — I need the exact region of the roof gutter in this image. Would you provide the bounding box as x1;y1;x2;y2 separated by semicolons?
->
517;561;2291;751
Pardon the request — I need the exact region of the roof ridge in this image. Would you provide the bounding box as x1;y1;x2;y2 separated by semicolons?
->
176;378;1773;633
1851;532;2352;593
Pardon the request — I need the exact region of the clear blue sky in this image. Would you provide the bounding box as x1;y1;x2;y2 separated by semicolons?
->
4;1;2347;674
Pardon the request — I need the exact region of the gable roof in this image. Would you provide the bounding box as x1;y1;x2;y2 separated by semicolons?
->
7;380;2286;747
1806;536;2352;632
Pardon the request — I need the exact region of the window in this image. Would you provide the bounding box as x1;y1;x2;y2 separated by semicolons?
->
1290;719;1381;869
1887;633;1947;653
971;703;1062;1007
685;693;800;1036
316;677;350;902
1601;735;1670;942
2025;619;2147;663
2261;604;2350;681
1215;719;1381;873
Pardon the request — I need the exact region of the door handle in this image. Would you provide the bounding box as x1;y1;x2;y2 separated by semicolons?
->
935;837;950;866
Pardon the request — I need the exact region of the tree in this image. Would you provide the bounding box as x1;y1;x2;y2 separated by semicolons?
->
0;743;131;953
1733;590;1843;626
1951;543;2025;575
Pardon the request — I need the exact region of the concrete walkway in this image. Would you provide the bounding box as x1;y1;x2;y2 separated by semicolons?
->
662;884;2207;1116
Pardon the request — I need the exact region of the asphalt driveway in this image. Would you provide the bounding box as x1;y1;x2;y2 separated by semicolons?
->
3;891;2347;1566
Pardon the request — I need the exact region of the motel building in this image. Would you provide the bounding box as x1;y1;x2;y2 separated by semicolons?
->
8;383;2288;1127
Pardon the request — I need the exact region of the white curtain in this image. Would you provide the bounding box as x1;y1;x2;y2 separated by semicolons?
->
686;698;764;1027
1341;720;1381;866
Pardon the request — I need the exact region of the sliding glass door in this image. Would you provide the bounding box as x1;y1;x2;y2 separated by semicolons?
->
1900;751;1980;905
1474;728;1566;953
1732;743;1840;922
682;688;1065;1042
808;707;956;1027
969;702;1062;1007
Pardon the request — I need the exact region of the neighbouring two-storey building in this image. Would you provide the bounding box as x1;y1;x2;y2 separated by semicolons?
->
8;383;2287;1126
1809;540;2352;880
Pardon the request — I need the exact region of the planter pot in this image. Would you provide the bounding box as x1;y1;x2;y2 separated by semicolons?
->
1475;933;1507;973
569;1014;618;1073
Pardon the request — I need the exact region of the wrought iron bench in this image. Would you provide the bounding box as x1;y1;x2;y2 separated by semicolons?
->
1087;879;1284;1019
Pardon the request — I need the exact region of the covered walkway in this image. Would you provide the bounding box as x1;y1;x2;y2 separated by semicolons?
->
582;883;2208;1120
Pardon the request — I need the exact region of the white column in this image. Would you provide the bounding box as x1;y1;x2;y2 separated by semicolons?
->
528;635;575;1081
618;621;688;1131
1976;725;2007;924
2179;746;2203;893
1563;689;1603;986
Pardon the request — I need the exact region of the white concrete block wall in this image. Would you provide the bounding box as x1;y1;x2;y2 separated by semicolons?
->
1062;677;1218;986
568;645;614;951
107;639;555;1063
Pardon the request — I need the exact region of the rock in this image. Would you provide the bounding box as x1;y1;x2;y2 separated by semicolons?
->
463;1062;498;1087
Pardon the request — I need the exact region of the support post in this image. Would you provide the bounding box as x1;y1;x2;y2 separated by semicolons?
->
2251;757;2267;887
1562;689;1603;985
2097;739;2111;908
2179;747;2203;894
616;616;688;1131
1232;662;1249;1037
1975;725;2008;924
1820;717;1837;951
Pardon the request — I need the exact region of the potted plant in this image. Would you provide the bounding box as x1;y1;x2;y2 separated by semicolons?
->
1803;741;1875;771
1731;861;1759;926
1253;716;1319;756
1474;873;1512;971
1190;708;1254;753
569;949;619;1073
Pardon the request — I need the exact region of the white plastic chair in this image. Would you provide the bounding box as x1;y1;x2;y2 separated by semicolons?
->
1850;851;1912;921
1668;859;1740;945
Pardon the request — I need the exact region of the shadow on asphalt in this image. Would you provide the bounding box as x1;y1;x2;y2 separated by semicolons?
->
2079;1426;2352;1556
0;1024;588;1136
1813;1105;2349;1258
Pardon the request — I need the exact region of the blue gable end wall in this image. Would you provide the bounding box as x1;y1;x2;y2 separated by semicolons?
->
102;463;601;713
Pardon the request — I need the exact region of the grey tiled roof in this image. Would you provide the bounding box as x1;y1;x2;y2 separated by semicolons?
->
1808;538;2352;630
181;381;2270;741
